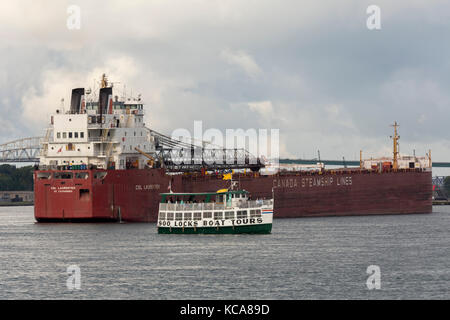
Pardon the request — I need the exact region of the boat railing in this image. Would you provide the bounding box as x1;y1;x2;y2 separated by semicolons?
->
235;199;273;208
159;199;273;212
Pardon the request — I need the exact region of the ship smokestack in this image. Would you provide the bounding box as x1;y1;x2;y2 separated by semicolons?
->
70;88;85;114
99;87;113;118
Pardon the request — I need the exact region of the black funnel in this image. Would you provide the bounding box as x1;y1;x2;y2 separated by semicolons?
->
70;88;85;114
99;87;113;117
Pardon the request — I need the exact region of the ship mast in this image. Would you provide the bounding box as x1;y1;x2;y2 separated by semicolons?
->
101;73;108;88
390;121;400;170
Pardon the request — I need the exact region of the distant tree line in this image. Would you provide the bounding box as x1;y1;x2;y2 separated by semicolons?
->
0;165;34;191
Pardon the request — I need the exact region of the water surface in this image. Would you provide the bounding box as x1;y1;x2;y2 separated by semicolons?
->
0;206;448;299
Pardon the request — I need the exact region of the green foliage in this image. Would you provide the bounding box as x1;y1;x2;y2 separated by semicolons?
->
0;165;34;191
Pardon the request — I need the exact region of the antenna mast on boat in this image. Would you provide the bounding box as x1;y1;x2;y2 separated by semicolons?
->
390;121;400;170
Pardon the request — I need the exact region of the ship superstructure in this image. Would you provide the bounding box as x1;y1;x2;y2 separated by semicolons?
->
40;74;155;171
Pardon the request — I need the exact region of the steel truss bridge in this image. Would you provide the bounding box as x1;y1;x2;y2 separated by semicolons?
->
0;133;263;172
432;176;448;199
0;137;42;163
3;135;450;170
149;129;263;172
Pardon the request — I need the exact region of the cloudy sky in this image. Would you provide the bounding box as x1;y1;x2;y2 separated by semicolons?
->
1;0;450;168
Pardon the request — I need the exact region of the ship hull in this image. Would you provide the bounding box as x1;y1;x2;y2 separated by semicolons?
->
34;168;432;222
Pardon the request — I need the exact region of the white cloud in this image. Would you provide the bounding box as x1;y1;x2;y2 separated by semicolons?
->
21;56;140;127
247;101;273;117
220;48;262;78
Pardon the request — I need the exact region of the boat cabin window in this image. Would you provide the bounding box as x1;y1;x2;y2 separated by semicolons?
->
225;211;234;220
250;209;261;218
214;212;223;220
236;210;247;219
203;212;212;219
167;212;174;220
74;172;89;179
175;212;183;221
216;195;224;203
37;172;52;180
193;212;202;220
159;212;166;220
184;212;192;220
93;172;107;180
53;172;73;179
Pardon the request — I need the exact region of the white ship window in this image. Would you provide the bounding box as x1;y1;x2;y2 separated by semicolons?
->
37;172;52;180
93;172;107;180
74;132;78;138
203;212;212;219
57;132;61;139
80;132;84;138
63;132;67;139
214;212;223;220
69;132;73;138
184;212;192;220
237;210;247;219
134;131;136;136
75;172;89;179
167;212;174;221
175;212;183;221
225;211;234;220
159;212;166;220
193;212;202;220
250;209;261;218
54;172;73;179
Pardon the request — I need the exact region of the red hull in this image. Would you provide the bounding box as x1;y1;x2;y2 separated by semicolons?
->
34;168;432;222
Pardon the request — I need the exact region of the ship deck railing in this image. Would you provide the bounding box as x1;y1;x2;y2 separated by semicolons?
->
160;199;273;212
89;137;119;143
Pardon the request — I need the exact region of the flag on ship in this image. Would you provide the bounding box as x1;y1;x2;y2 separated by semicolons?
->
223;169;233;180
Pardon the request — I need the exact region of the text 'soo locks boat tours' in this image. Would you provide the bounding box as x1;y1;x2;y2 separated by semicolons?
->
157;189;274;234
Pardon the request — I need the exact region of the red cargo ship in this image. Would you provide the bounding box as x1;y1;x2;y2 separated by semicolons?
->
34;76;432;222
